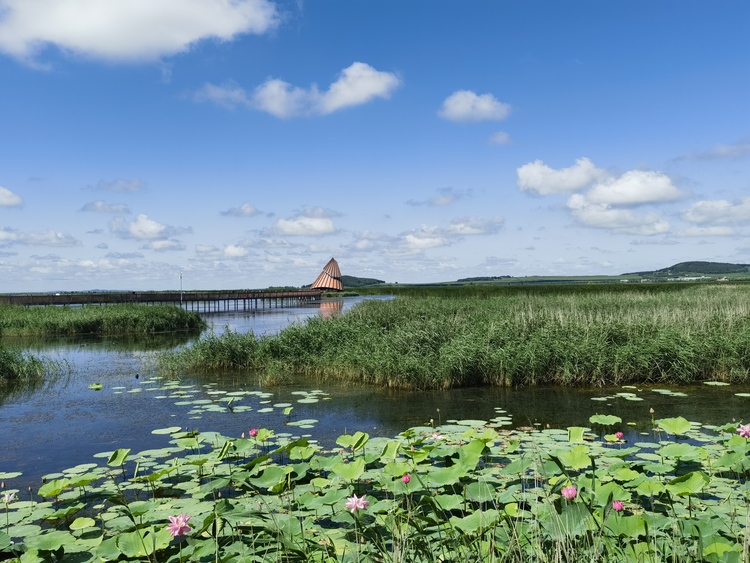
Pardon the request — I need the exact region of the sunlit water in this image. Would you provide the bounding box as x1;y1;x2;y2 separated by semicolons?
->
1;295;749;490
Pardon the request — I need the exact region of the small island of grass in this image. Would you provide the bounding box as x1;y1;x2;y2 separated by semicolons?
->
159;283;750;389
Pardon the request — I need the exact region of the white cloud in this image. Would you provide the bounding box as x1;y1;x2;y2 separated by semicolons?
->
517;157;605;195
224;244;249;258
95;179;145;192
682;198;750;225
438;90;510;122
110;213;191;240
275;216;336;236
0;0;278;63
197;62;400;118
406;187;471;207
193;82;252;109
80;200;130;213
567;195;670;235
0;227;80;246
488;131;512;145
679;226;735;237
399;216;502;253
221;203;260;217
676;141;750;162
0;186;22;206
142;239;185;252
586;170;685;206
316;62;401;115
403;231;450;251
446;216;504;235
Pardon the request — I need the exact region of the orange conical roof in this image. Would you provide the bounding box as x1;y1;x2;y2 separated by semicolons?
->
311;258;343;291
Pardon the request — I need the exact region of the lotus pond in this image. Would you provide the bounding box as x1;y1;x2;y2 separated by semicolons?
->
3;297;750;561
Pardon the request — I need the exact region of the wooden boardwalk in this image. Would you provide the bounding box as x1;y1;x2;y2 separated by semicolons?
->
0;289;323;313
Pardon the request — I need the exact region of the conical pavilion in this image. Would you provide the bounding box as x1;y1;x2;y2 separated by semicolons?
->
311;258;343;291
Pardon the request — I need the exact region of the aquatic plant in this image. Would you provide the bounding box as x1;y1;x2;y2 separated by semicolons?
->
2;411;750;561
0;346;59;384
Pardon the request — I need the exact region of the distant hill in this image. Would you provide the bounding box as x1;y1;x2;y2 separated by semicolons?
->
624;261;750;276
457;276;512;282
341;275;385;288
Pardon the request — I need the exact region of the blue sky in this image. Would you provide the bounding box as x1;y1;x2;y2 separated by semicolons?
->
1;1;749;292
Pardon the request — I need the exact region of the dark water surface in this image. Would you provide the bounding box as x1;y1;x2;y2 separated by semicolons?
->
1;296;749;490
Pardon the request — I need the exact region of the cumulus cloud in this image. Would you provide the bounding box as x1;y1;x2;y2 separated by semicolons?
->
403;229;451;252
438;90;510;122
586;170;685;206
221;203;260;217
80;200;130;213
517;158;605;195
0;186;22;206
682;198;750;225
400;216;504;253
195;62;400;118
109;214;191;240
0;0;278;64
0;227;81;246
95;179;145;193
567;194;669;236
223;245;248;258
274;216;336;236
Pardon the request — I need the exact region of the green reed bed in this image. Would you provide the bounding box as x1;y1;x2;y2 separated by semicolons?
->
159;284;750;389
2;412;750;562
0;347;58;384
0;304;206;337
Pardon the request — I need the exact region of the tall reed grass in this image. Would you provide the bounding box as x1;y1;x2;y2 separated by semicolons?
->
0;346;58;384
0;304;205;337
159;284;750;388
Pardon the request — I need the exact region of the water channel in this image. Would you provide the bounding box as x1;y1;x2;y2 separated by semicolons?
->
1;295;748;490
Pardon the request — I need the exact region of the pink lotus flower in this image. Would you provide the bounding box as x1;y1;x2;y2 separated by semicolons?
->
166;513;192;537
612;500;624;512
561;486;577;500
401;474;411;484
615;431;624;440
737;424;750;438
249;428;258;438
345;494;369;513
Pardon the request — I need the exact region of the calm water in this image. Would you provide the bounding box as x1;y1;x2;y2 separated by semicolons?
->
1;295;748;489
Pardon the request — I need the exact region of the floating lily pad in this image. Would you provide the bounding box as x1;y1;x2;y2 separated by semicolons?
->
704;381;730;386
151;426;182;435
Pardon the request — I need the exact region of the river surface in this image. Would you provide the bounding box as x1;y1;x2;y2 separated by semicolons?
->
1;295;749;489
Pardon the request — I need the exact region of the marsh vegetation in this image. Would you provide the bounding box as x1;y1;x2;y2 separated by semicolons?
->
0;304;206;337
159;284;750;389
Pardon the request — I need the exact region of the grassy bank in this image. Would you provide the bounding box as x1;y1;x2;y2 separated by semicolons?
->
1;413;748;561
0;304;206;337
0;347;57;384
160;284;750;388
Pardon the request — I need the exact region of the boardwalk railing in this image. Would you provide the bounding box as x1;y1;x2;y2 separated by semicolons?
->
0;290;323;313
